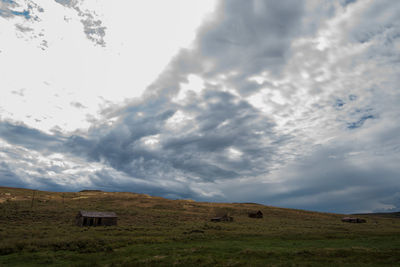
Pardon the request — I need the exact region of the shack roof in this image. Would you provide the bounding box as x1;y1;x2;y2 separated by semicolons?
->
78;211;117;218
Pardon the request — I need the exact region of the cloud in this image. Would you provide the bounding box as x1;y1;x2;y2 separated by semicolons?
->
1;0;400;213
0;0;31;19
347;114;375;130
77;0;400;212
271;146;400;213
70;101;87;109
77;86;281;183
1;0;106;48
196;0;305;81
144;0;306;98
0;121;64;153
10;88;25;96
54;0;106;46
207;120;400;213
0;162;26;188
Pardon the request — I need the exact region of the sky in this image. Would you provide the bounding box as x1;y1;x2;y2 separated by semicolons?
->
1;0;399;214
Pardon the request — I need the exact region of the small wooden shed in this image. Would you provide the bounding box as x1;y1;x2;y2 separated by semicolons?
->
211;214;233;222
248;210;263;218
341;217;366;223
76;211;117;226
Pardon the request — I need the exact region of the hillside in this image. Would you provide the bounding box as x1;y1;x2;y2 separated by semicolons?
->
353;212;400;219
1;186;400;266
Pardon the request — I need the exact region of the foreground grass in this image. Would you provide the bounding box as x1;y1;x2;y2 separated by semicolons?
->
1;187;400;266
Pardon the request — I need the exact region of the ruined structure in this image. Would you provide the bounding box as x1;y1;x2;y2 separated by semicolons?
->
76;211;117;226
341;217;366;223
211;214;233;222
248;210;263;218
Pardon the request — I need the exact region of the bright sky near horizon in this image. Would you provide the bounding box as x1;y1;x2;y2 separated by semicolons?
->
1;0;400;213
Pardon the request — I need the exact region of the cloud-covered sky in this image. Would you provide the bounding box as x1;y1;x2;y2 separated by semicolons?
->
1;0;400;213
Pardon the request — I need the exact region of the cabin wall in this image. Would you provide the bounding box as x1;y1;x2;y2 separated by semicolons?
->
76;216;83;226
76;215;117;226
102;217;117;226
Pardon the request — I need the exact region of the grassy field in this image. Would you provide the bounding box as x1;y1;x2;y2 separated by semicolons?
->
0;186;400;266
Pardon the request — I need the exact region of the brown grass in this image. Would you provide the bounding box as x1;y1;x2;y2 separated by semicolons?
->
0;186;399;266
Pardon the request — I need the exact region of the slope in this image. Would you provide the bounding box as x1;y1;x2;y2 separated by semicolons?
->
0;186;399;266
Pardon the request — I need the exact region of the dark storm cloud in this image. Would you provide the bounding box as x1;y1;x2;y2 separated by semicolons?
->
162;90;279;178
213;155;400;213
69;0;306;185
271;151;400;213
69;88;280;183
217;160;400;214
1;85;281;188
0;121;64;153
1;0;400;213
0;162;25;188
215;119;400;213
197;0;304;77
145;0;305;98
88;168;199;200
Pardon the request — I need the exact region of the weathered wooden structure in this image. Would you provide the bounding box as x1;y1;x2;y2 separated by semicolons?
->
248;210;263;218
341;217;366;223
211;214;233;222
76;211;117;226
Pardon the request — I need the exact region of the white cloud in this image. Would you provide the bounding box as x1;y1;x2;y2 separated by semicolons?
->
0;0;216;133
1;0;400;213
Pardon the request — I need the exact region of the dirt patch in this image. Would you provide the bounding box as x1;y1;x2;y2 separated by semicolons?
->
72;196;89;200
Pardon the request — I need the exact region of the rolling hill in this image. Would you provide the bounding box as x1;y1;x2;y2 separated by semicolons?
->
0;186;399;266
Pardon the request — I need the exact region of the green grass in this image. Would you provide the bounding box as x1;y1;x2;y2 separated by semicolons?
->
1;187;400;266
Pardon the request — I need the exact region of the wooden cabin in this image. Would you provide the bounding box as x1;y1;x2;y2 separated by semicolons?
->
76;211;117;226
248;210;263;218
211;214;233;222
341;217;366;223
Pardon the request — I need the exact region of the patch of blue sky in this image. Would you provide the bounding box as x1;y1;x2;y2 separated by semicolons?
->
349;94;357;101
352;107;373;115
335;99;345;109
11;10;30;19
347;115;375;129
344;0;357;5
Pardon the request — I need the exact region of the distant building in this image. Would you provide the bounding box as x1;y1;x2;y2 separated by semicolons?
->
211;214;233;222
341;217;366;223
248;210;263;218
76;211;117;226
